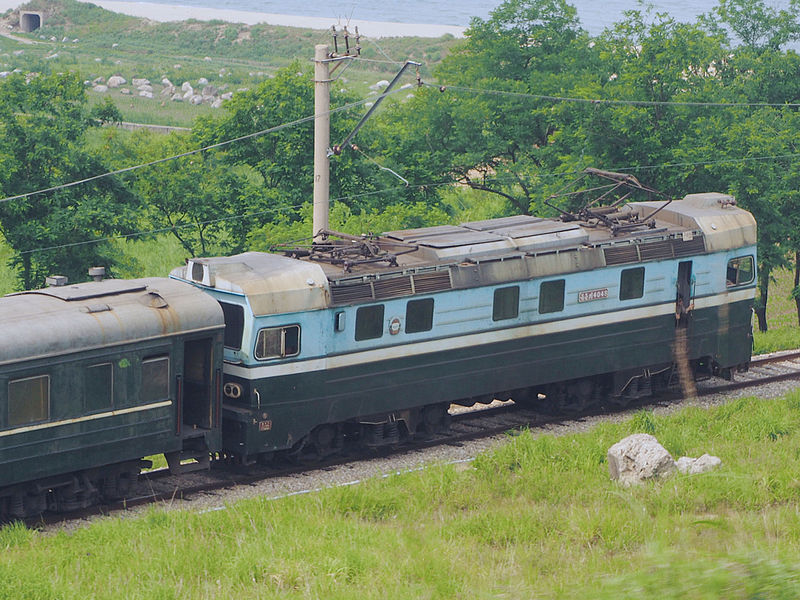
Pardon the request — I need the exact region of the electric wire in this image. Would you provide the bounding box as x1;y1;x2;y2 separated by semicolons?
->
0;88;408;206
426;81;800;108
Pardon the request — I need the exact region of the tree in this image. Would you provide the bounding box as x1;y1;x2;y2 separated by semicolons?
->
0;73;139;289
711;0;800;51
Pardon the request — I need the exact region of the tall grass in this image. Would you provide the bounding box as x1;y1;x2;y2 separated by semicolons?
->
1;394;799;598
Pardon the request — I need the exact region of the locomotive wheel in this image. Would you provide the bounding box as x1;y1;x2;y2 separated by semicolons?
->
311;424;343;459
542;378;599;415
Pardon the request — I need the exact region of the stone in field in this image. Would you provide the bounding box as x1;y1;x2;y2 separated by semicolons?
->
607;433;676;486
107;75;126;87
675;454;721;474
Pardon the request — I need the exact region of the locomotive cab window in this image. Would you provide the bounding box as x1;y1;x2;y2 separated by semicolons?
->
255;325;300;359
493;286;520;321
406;298;434;333
8;375;49;427
355;305;385;341
726;256;755;287
620;267;645;300
141;356;169;403
85;363;113;412
539;279;565;314
219;301;244;350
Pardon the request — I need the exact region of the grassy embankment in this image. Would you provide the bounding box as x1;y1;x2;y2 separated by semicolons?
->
1;394;799;598
0;0;457;126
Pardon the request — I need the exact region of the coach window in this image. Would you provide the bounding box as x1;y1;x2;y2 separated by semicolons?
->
85;363;113;412
620;267;645;300
8;375;49;426
726;256;755;287
255;325;300;360
493;286;520;321
218;302;244;350
355;305;385;341
406;298;434;333
539;279;565;314
141;356;170;403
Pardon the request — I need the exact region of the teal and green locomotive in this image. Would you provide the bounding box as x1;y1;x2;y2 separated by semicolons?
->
171;191;757;463
0;186;758;518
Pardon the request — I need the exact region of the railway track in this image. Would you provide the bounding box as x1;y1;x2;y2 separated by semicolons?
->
29;350;800;528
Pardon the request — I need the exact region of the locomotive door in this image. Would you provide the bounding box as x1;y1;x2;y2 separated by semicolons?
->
676;261;693;326
182;338;214;430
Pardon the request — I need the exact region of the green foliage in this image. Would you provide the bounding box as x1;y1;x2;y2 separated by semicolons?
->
0;72;139;289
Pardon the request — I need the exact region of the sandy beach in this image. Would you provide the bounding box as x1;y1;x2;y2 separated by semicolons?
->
0;0;465;37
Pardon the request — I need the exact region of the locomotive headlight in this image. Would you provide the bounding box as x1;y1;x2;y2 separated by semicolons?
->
224;382;243;399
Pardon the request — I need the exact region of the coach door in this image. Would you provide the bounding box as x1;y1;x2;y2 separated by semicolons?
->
182;338;214;430
676;261;693;325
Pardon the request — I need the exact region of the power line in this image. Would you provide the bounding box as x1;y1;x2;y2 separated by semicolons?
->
15;149;800;257
427;82;800;108
0;89;407;206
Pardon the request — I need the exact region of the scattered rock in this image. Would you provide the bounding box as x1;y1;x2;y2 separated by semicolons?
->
112;43;119;48
160;85;175;96
189;94;203;105
107;75;126;88
676;454;721;474
181;81;192;92
94;58;101;62
120;88;131;95
173;64;182;69
203;56;212;62
369;79;390;90
211;98;223;108
198;77;209;85
201;84;217;96
170;93;183;102
92;76;105;85
44;53;58;59
220;92;233;100
607;433;676;486
132;78;150;86
12;50;23;56
137;84;153;93
138;90;153;98
161;77;172;87
92;84;108;93
0;72;10;78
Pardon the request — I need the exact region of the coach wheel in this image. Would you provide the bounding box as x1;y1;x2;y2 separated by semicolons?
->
421;404;450;434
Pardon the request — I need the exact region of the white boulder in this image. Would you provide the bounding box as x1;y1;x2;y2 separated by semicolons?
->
189;94;203;105
107;75;126;88
92;85;109;93
138;90;153;98
676;454;722;475
607;433;676;486
181;81;193;92
198;77;209;84
131;78;150;86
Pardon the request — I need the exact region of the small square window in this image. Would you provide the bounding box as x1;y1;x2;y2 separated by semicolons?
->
726;256;755;287
406;298;434;333
493;286;520;321
355;305;385;341
142;357;170;403
9;375;49;426
254;325;300;359
539;280;565;314
620;267;645;300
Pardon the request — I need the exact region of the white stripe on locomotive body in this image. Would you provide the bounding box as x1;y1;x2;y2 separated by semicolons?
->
0;400;173;438
217;247;756;381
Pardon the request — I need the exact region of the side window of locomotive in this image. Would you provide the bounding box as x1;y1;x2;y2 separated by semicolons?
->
493;286;520;321
620;267;645;300
85;363;113;412
726;256;755;287
8;375;49;426
539;279;566;314
218;301;244;350
355;305;385;341
254;325;300;359
406;298;434;333
141;356;170;403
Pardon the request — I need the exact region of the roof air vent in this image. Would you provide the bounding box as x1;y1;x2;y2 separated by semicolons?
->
46;275;68;287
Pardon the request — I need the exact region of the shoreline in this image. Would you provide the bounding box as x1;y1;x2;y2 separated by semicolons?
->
0;0;466;38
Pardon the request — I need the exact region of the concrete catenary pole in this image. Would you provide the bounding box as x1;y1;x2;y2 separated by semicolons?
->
312;44;330;239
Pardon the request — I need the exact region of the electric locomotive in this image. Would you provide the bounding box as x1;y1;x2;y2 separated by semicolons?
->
171;182;757;463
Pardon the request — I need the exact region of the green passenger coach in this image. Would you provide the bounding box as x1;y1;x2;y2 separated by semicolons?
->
0;277;225;519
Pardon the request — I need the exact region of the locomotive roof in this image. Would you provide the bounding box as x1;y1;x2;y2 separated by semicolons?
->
172;193;756;315
0;277;224;365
